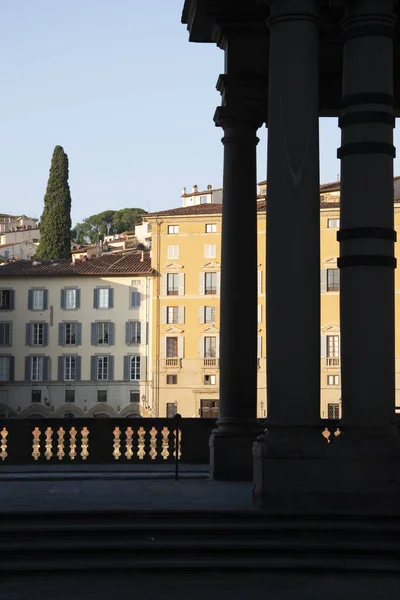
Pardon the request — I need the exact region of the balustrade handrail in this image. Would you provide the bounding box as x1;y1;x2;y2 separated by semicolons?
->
0;417;218;466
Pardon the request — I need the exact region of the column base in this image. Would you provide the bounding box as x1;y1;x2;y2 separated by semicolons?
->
210;418;264;481
253;426;400;516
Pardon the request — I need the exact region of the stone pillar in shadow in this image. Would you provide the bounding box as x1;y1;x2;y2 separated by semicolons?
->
209;106;264;481
330;0;400;514
253;0;324;511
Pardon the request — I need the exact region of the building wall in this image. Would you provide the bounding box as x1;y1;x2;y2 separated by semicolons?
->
0;228;40;246
0;274;153;417
147;195;400;420
0;241;38;261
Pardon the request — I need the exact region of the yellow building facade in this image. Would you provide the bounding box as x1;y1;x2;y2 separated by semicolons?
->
146;179;400;420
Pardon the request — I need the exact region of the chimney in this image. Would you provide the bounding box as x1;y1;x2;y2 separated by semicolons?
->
192;185;198;193
181;187;186;195
207;184;212;190
140;251;144;262
337;174;340;182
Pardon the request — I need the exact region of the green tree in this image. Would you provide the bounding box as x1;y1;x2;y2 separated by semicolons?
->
74;208;146;245
36;146;72;259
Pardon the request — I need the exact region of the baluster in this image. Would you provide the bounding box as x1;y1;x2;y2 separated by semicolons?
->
125;427;134;460
57;427;65;460
69;427;77;460
161;426;169;460
81;426;89;460
32;427;41;460
113;426;122;460
0;427;8;461
44;427;53;460
137;426;146;460
149;426;157;460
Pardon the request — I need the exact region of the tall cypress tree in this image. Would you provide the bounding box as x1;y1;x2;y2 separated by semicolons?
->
36;146;72;260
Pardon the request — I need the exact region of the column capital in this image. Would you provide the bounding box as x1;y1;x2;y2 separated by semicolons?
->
213;106;263;135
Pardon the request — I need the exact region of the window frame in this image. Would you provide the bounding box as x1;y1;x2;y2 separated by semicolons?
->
32;289;45;311
166;374;178;385
65;289;77;310
65;389;75;403
98;288;110;309
327;268;340;292
0;322;11;345
97;356;109;380
96;322;110;345
32;323;44;346
31;356;44;381
204;306;216;323
31;389;42;403
130;355;141;381
168;225;179;234
167;273;179;296
167;306;179;324
64;356;76;381
0;356;10;381
129;321;141;344
327;218;340;228
205;272;217;295
0;290;12;310
204;336;216;358
205;224;217;233
204;374;216;385
97;390;107;403
166;337;178;358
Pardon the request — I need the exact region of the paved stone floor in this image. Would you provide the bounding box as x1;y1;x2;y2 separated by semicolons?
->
0;473;255;512
0;572;398;599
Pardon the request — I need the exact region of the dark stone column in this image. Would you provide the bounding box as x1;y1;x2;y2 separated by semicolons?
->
253;0;324;512
209;107;264;481
328;0;400;515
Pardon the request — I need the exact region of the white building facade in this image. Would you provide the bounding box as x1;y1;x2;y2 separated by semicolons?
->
0;252;154;418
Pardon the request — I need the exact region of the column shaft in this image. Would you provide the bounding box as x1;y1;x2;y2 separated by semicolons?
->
338;0;396;429
210;108;263;480
266;0;321;426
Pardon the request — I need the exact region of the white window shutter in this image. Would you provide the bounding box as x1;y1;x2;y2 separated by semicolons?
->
198;306;205;323
178;273;185;296
160;336;166;358
258;270;262;295
198;336;204;358
216;335;220;359
258;304;262;323
258;336;262;359
320;269;327;293
178;306;185;324
161;274;167;296
321;334;327;358
199;273;205;295
204;244;210;259
161;306;167;324
140;356;147;381
178;336;184;358
211;244;216;258
216;272;221;295
141;321;147;345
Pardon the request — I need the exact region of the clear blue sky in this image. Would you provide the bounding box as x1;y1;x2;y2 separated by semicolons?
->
0;1;397;225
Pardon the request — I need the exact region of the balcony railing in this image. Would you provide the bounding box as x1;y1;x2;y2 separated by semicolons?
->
4;416;397;466
165;358;181;367
326;357;340;367
0;418;217;465
203;358;218;367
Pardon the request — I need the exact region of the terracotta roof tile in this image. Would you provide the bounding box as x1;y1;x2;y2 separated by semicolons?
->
0;251;153;278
